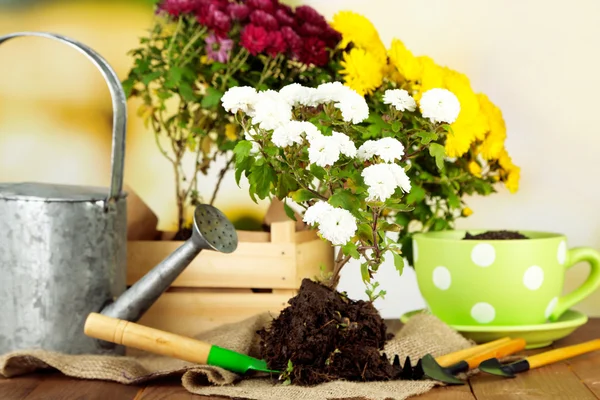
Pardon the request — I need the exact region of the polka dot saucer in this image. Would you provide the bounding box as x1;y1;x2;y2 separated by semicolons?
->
400;309;588;349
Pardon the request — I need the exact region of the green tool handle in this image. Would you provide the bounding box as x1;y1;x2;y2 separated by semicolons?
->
84;313;212;364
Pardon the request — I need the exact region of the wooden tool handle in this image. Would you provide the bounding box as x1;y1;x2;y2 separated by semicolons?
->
435;337;511;367
466;338;526;369
527;339;600;369
84;313;212;364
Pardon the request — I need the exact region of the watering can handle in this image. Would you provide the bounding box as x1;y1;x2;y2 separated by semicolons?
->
0;31;126;202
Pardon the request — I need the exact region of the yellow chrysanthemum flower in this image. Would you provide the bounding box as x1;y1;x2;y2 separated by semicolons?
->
331;11;387;63
497;148;520;193
462;207;474;217
468;161;482;177
340;48;385;96
478;94;507;160
225;123;238;141
505;168;520;193
388;39;421;82
412;56;444;100
445;122;475;158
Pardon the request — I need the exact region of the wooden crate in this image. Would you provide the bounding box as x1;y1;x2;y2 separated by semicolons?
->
126;220;334;337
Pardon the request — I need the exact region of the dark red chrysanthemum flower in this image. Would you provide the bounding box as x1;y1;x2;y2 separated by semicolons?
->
246;0;274;13
197;2;231;36
322;25;342;48
227;3;250;20
294;5;327;28
240;24;270;55
274;7;295;26
296;22;322;37
249;9;279;31
280;26;302;57
266;30;287;56
156;0;199;16
298;37;328;66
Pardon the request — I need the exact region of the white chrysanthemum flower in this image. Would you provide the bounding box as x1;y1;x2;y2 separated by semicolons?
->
374;137;405;163
303;201;334;226
361;164;398;202
279;83;318;107
308;134;341;167
221;86;258;115
357;137;405;162
388;163;412;193
317;207;358;245
331;131;357;157
383;89;417;112
334;90;370;124
272;121;313;148
419;88;461;124
313;82;349;103
252;90;292;130
357;140;377;161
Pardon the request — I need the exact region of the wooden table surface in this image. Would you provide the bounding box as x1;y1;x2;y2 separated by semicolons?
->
1;319;598;400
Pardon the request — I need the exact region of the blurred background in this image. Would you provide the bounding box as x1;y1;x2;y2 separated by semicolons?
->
0;0;599;318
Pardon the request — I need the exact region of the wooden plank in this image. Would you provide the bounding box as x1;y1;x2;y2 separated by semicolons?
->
470;361;596;400
127;241;297;289
21;374;139;400
270;221;295;244
0;375;42;400
553;319;600;399
413;384;476;399
294;229;319;244
295;239;335;287
133;290;291;339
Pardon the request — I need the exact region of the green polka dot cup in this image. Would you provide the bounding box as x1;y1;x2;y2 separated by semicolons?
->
413;230;600;326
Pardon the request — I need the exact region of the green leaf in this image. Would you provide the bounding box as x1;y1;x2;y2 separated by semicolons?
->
392;251;405;275
277;174;298;199
164;66;184;88
416;130;438;145
233;140;253;160
329;190;361;214
283;200;297;221
141;71;162;85
357;223;373;243
309;164;327;180
391;121;402;133
179;82;196;102
428;143;446;170
249;164;276;200
405;185;426;205
342;242;360;259
290;188;316;203
446;189;461;209
385;203;415;212
201;86;224;109
360;262;370;283
234;155;253;186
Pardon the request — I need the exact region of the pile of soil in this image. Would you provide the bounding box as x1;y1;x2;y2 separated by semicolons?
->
463;230;529;240
257;279;417;386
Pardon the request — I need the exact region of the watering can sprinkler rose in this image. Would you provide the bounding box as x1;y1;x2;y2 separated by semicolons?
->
0;32;238;356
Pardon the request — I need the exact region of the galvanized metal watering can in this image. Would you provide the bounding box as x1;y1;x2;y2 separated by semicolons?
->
0;32;238;356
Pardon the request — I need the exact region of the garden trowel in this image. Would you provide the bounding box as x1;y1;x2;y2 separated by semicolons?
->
418;337;527;385
84;313;279;374
479;338;600;378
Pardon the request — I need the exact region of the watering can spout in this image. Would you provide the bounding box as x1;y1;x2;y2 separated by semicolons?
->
99;204;238;324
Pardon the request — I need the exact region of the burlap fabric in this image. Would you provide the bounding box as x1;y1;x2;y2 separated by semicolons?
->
0;311;473;400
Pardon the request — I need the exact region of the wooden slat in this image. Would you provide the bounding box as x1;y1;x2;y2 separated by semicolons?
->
470;360;597;399
133;290;292;339
20;374;139;400
294;229;319;244
127;241;297;289
554;319;600;399
413;384;476;399
295;239;335;287
270;221;295;243
0;375;42;400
